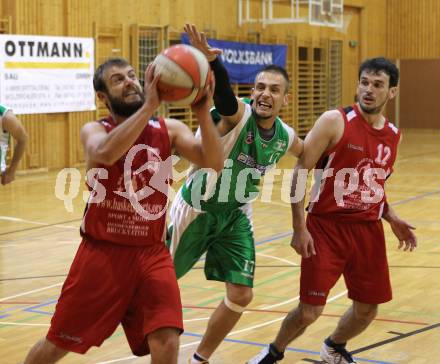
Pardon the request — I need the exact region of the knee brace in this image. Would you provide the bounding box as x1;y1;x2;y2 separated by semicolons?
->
224;297;246;313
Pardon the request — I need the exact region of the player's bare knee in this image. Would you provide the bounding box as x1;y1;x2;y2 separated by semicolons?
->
46;342;67;362
158;335;179;354
45;349;63;361
24;339;67;364
353;303;378;322
296;303;323;326
296;310;318;327
226;285;253;308
148;328;179;356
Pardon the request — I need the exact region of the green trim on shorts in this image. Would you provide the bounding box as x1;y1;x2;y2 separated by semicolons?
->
205;266;254;287
169;208;255;287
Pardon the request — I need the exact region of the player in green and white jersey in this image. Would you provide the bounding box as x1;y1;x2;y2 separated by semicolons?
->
0;104;27;185
167;24;303;364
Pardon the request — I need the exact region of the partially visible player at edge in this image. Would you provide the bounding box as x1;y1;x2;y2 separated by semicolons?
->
0;104;27;185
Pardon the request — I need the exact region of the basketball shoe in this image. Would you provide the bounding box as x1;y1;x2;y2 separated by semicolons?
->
320;337;357;364
246;344;284;364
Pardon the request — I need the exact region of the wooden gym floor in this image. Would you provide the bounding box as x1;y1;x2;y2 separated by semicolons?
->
0;129;439;363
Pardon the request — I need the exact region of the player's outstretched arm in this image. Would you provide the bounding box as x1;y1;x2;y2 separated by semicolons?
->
1;111;28;185
184;23;245;126
166;76;223;172
290;110;343;257
184;23;222;62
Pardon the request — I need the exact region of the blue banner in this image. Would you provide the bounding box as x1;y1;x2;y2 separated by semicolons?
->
181;34;287;84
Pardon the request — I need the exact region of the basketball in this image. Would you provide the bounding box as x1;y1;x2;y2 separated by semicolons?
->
152;44;211;106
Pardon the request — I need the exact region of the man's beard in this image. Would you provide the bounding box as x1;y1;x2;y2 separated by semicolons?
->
107;92;145;117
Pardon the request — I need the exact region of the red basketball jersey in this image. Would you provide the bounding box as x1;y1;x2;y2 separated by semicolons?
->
308;104;401;221
81;116;172;246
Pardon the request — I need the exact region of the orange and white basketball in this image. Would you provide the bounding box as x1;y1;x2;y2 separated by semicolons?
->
153;44;211;106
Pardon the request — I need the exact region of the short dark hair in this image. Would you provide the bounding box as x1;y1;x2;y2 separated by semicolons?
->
257;65;290;91
93;57;131;92
358;57;399;87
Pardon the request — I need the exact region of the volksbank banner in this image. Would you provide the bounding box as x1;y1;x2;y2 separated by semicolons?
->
0;34;95;115
181;34;287;84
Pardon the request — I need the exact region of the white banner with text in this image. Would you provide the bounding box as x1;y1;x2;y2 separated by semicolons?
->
0;34;95;114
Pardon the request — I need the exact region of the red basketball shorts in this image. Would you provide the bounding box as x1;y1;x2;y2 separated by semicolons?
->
47;238;183;355
300;214;392;306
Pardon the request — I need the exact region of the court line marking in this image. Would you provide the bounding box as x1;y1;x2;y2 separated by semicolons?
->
0;301;40;304
95;290;350;364
1;186;437;238
182;334;397;364
0;216;80;236
397;149;440;162
12;297;427;327
183;255;298;319
3;186;438;362
23;299;58;316
256;252;298;266
0;275;67;282
0;234;333;363
264;200;290;208
97;335;396;364
255;230;292;245
392;189;440;206
0;283;63;303
351;323;440;357
0;242;298;316
0;243;416;364
183;317;211;323
0;321;49;326
181;305;428;326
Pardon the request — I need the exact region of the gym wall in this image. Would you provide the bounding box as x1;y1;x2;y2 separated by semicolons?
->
0;0;434;172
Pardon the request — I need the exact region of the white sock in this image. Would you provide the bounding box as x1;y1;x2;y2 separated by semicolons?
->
191;352;209;363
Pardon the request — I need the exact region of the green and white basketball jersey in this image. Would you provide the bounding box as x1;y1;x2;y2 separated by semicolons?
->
181;98;295;212
0;104;11;172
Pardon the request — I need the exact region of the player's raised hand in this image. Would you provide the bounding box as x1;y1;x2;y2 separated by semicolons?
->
143;63;161;111
191;73;215;116
184;23;222;62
